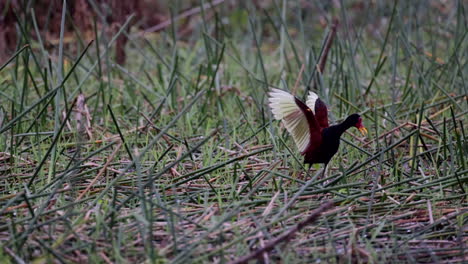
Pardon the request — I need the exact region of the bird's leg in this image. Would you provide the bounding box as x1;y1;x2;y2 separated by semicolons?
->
323;163;334;186
321;163;328;186
308;163;312;176
303;163;312;180
321;163;328;179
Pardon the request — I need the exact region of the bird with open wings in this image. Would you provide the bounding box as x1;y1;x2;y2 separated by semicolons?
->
268;88;367;171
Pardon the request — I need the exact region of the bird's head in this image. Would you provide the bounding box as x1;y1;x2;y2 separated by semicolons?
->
346;113;368;136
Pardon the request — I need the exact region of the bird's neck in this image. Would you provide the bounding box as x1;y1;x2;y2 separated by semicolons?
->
330;120;354;136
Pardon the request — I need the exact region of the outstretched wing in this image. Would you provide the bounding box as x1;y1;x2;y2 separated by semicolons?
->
306;91;329;128
268;88;321;154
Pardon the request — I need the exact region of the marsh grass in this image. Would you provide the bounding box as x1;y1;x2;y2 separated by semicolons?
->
0;1;466;263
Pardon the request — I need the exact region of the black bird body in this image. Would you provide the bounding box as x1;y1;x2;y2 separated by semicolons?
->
305;126;342;165
303;115;360;165
268;88;367;170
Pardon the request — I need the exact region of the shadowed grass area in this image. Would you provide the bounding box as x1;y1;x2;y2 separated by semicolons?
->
0;1;466;263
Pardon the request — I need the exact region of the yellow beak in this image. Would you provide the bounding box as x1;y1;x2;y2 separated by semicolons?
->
358;126;368;136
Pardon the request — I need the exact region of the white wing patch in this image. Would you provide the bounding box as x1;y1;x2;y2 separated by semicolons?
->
306;91;318;113
268;88;310;153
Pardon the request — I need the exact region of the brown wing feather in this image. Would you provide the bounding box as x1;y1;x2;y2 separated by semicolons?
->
294;97;322;154
314;98;329;128
269;89;312;153
306;91;329;128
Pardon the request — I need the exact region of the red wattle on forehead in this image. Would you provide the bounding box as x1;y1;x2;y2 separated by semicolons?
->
357;117;363;127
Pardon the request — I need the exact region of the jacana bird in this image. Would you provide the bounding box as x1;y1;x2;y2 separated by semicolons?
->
268;88;367;176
